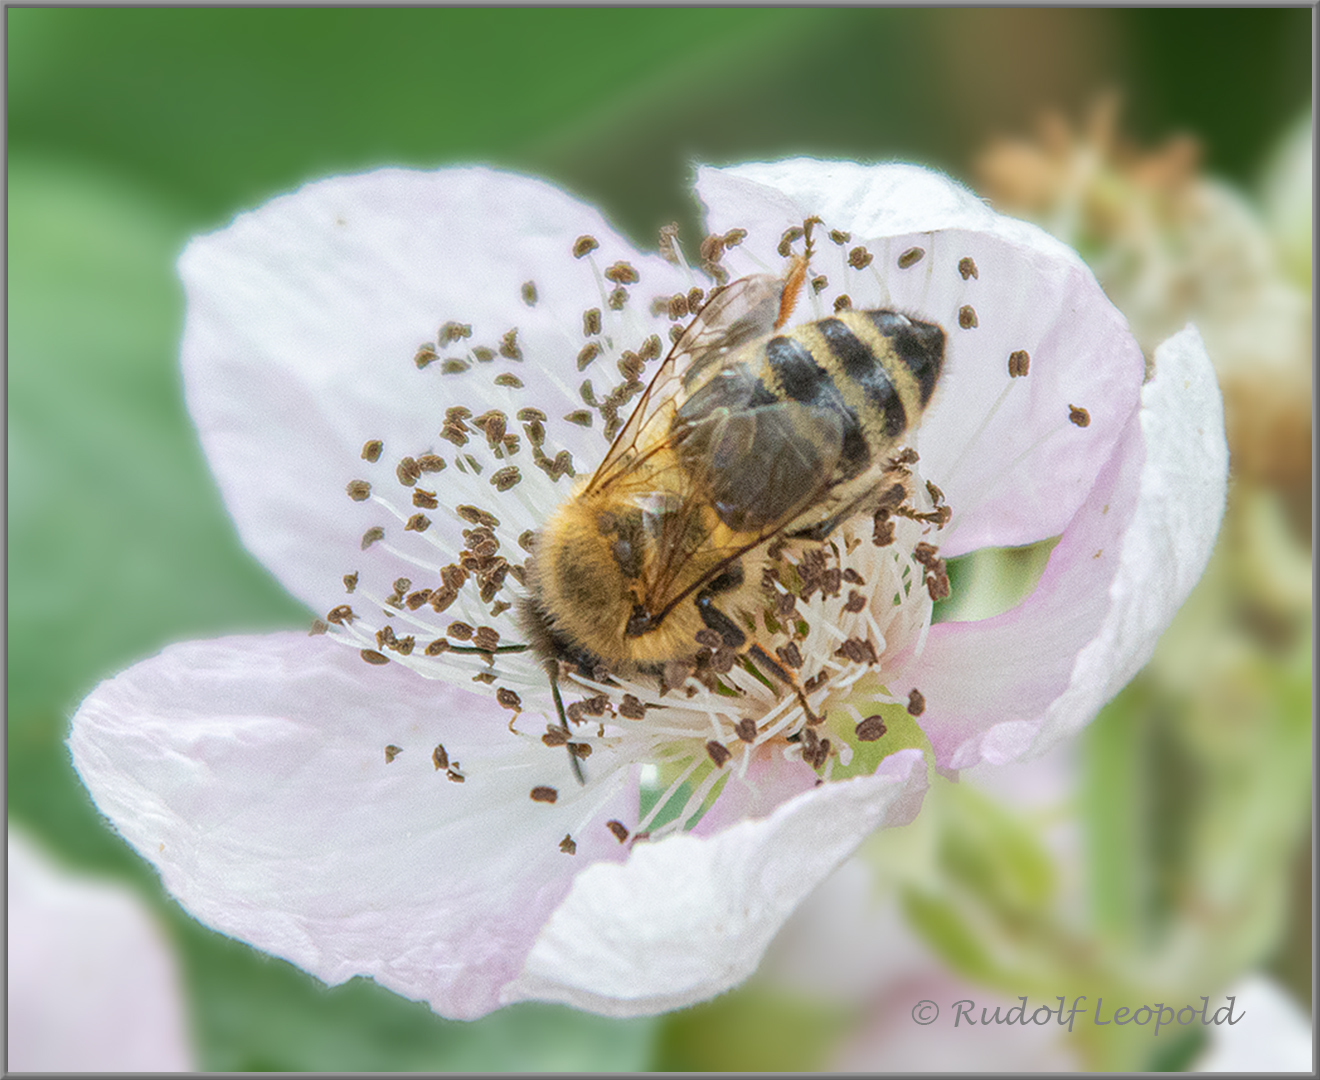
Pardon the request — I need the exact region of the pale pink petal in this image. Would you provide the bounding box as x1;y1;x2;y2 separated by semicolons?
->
504;748;926;1016
696;160;1146;555
7;830;195;1072
68;633;639;1020
906;326;1226;769
180;168;688;615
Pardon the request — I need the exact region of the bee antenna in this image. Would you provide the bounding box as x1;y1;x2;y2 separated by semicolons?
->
548;660;586;786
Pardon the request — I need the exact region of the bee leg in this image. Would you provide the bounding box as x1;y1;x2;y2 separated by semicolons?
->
548;660;586;786
695;593;746;648
747;643;822;726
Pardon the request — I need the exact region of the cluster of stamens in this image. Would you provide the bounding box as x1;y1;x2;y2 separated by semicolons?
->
312;209;1085;854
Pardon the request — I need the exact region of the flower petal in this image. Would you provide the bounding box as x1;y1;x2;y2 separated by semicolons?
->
904;326;1226;769
696;160;1147;555
8;829;195;1071
503;748;927;1016
68;632;640;1020
180;168;688;615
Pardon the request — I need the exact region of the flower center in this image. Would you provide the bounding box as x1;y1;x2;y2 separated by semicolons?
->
314;221;956;849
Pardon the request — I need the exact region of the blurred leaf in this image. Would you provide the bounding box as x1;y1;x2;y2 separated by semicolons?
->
652;985;851;1072
179;928;655;1072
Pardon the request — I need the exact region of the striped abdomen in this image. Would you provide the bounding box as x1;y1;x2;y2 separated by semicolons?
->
670;310;945;534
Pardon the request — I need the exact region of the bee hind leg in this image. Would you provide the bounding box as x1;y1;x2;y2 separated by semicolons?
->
746;643;822;727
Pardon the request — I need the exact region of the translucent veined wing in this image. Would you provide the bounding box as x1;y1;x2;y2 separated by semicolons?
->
638;400;848;628
584;269;791;495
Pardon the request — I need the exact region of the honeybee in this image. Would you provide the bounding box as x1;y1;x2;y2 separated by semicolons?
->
520;244;945;746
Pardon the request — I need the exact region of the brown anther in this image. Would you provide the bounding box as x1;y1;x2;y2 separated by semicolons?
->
491;466;521;491
326;604;355;625
396;457;421;486
811;274;828;293
361;526;384;550
440;424;469;447
669;325;684;343
734;718;758;743
411;489;438;510
721;227;747;248
833;295;853;313
639;334;662;362
375;624;398;649
897;246;925;269
775;592;797;619
666;294;689;320
828;229;850;245
855;714;887;742
583;308;602;336
710;646;737;674
617;694;646;720
471;672;496;685
362;439;383;462
776;641;803;670
568;742;592;760
699;234;725;262
499;329;522;361
541;726;569;747
889;447;920;467
446;769;465;783
405;513;431;533
607;286;627;311
405;589;432;610
393;636;416;655
835;637;878;665
447;621;474;641
706;740;732;767
1069;404;1091;427
384;745;402;763
606;820;629;843
686;286;705;312
440;359;469;375
777;225;804;257
457;505;500;528
1005;349;1031;378
361;649;389;666
429;588;457;614
842;567;865;585
474;626;501;652
572;235;599;258
958;256;979;280
820;566;842;597
604;261;639;285
494;373;524;388
521;281;538;306
907;689;926;716
848;246;873;269
530;786;558;804
338;574;357;597
414;344;438;369
575;342;602;372
309;619;328;636
472;346;495;363
559;834;577;855
958;305;978;329
617;352;645;381
438;321;472;345
843;590;867;613
411;457;443;477
428;743;448;770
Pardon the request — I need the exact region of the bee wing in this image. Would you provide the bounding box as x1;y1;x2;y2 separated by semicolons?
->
585;271;789;494
644;401;848;622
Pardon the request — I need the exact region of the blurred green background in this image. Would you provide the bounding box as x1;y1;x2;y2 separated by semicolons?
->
8;8;1311;1071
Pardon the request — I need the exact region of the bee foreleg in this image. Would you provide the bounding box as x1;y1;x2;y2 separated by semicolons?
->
695;594;746;648
747;643;822;726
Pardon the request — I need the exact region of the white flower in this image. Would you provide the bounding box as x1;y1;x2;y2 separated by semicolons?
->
8;829;195;1071
69;160;1226;1019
